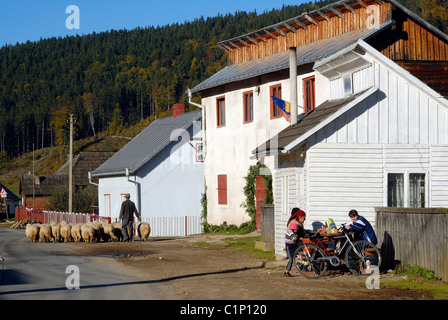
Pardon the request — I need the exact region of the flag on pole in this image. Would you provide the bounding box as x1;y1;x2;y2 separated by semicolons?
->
271;96;291;122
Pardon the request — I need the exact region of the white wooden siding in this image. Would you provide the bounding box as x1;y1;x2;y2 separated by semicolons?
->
306;144;383;229
314;62;448;146
431;145;448;207
273;168;304;256
304;143;444;231
330;66;374;100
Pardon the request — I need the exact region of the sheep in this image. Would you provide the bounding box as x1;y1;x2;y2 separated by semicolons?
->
39;224;52;243
71;224;83;242
134;221;151;241
26;223;40;243
51;223;61;243
81;224;95;243
60;223;72;243
90;221;102;242
101;223;118;242
112;222;124;242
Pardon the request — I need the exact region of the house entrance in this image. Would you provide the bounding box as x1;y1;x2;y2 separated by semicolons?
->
255;176;266;230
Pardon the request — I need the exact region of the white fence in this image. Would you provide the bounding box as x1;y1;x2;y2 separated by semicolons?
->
112;216;204;237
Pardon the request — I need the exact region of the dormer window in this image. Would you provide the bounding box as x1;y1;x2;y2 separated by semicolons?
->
344;74;353;96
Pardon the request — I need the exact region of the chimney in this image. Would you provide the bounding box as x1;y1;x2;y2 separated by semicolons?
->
172;103;185;119
289;47;298;125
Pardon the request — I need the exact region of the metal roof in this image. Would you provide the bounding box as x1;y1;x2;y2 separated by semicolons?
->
192;27;376;93
90;110;202;177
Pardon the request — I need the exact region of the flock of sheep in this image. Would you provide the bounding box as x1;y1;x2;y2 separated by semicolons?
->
25;220;151;243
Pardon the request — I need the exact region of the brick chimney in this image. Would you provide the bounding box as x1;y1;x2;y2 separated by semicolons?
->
172;103;185;119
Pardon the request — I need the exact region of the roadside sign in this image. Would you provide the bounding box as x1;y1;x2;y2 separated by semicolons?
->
0;187;7;198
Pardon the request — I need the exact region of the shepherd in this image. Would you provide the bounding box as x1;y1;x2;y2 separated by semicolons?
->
119;194;140;242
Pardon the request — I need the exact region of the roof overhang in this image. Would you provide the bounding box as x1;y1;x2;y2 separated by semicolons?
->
251;86;379;159
217;0;386;52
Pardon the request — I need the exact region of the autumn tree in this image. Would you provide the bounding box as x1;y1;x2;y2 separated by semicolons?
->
81;92;98;136
50;106;73;161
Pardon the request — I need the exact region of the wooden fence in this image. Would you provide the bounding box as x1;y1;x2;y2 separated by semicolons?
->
375;207;448;281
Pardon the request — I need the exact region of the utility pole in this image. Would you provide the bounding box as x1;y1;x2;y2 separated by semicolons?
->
69;114;74;214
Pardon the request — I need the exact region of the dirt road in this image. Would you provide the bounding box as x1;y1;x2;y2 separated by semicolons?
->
69;232;424;300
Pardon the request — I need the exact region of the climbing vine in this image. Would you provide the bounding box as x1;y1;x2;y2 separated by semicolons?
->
241;163;273;230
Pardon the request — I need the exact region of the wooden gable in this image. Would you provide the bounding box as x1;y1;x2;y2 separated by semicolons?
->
220;0;392;65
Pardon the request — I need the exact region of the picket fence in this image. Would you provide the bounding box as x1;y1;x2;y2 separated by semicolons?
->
111;216;204;237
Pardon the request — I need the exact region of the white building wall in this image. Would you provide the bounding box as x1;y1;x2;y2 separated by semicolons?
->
98;127;204;222
274;53;448;256
203;71;330;226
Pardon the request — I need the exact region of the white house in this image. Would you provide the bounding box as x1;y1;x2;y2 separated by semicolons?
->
250;6;448;256
191;0;448;249
90;105;204;236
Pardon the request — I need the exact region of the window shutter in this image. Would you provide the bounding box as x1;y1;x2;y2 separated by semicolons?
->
217;174;228;205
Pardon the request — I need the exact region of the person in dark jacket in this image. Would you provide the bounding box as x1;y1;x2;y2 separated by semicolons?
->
346;209;377;245
119;194;140;242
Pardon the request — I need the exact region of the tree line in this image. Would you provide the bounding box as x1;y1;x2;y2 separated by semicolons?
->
0;0;446;162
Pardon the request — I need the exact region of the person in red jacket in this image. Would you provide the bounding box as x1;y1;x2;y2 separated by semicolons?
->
284;209;307;277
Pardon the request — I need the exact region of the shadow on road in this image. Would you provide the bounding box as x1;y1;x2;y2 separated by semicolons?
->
0;265;262;297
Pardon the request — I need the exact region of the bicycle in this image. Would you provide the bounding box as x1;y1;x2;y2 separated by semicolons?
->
293;223;381;279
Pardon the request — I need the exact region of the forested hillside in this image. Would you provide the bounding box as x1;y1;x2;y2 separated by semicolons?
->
0;0;447;163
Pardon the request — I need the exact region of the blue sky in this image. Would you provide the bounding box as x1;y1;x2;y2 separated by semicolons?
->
0;0;308;47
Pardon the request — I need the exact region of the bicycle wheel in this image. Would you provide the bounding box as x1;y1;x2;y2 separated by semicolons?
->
345;241;381;275
293;244;328;279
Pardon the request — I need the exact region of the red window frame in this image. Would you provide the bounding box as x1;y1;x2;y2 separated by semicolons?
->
217;174;228;205
243;91;254;124
270;84;282;119
216;96;226;127
303;76;316;114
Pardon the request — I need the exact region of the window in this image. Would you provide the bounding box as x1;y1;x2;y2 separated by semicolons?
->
104;194;111;217
343;74;353;96
303;76;316;113
388;174;404;207
243;91;254;123
217;96;226;127
409;173;426;208
217;174;227;205
196;143;205;162
270;84;282;119
387;173;426;208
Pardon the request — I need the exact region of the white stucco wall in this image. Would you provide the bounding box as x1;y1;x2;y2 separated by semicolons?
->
202;70;330;226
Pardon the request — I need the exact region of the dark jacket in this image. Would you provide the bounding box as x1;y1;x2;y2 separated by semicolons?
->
119;200;140;221
349;216;377;245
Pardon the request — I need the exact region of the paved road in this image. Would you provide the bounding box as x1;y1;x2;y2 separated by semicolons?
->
0;227;169;300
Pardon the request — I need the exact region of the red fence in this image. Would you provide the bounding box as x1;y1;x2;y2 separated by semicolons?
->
15;206;111;224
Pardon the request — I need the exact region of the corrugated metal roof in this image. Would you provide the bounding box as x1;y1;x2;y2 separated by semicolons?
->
90;110;202;177
192;28;376;93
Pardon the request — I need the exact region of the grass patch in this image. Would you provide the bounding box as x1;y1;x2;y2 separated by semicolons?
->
382;279;448;300
381;264;448;300
194;235;276;261
220;236;276;261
